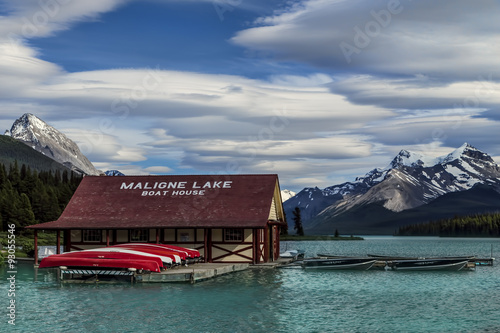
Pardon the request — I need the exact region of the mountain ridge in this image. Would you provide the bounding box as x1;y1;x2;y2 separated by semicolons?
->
284;143;500;234
5;113;101;176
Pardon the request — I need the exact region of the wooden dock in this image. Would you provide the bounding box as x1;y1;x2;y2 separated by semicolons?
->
58;263;250;284
249;258;295;269
138;263;249;283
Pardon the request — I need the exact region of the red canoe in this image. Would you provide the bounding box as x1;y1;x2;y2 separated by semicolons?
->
56;250;165;269
84;247;173;266
39;256;161;272
111;244;183;264
153;244;200;259
116;243;200;260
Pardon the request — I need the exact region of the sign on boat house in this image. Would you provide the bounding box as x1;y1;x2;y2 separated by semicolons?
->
28;174;286;264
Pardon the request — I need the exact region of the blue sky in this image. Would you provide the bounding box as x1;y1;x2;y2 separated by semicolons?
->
30;1;259;73
1;0;500;192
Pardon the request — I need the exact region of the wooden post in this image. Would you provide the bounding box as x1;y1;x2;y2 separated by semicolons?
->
206;229;212;263
275;225;280;261
264;225;269;263
204;229;208;263
106;230;110;247
34;230;38;265
252;228;258;264
56;230;61;254
156;228;160;244
64;230;71;252
269;224;274;261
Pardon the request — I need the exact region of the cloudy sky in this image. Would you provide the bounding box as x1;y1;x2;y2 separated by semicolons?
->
1;0;499;192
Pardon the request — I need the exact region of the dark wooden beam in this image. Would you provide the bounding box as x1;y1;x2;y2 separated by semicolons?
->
56;230;61;254
264;225;269;263
34;230;38;265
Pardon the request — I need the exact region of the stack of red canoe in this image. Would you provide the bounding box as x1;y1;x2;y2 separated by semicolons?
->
38;243;201;273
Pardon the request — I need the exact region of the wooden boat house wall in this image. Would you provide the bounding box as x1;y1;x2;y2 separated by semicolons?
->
28;174;286;265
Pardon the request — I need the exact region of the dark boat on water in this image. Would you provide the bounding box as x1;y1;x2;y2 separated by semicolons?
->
387;258;471;271
302;257;377;270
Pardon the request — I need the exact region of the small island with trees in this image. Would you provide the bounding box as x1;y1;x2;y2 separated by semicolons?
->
396;212;500;237
281;207;364;241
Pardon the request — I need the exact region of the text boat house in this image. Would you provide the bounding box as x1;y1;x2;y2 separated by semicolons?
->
28;174;286;264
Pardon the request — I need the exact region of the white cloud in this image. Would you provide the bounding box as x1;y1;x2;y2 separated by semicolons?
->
0;42;62;98
0;64;392;188
2;61;499;191
61;128;147;163
232;0;500;81
0;0;128;40
143;166;174;174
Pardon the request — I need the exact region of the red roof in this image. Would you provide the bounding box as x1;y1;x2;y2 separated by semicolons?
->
28;174;282;230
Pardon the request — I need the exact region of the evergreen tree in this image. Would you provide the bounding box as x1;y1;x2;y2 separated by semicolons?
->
0;160;82;230
8;160;21;190
281;212;289;235
17;193;36;228
397;212;500;237
3;182;22;230
0;164;6;190
292;207;304;236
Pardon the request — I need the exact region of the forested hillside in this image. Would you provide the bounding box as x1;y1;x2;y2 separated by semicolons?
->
0;161;82;232
0;135;75;174
396;212;500;237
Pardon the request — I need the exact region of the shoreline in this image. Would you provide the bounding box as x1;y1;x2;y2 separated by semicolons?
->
280;235;364;241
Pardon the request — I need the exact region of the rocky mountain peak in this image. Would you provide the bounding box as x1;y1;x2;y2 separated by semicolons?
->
442;142;494;164
104;170;125;176
280;189;296;202
5;113;100;176
390;149;423;169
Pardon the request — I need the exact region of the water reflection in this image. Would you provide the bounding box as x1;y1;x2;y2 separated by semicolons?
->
2;238;500;333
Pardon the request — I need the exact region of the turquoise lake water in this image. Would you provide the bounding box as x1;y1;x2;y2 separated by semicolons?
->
2;236;500;332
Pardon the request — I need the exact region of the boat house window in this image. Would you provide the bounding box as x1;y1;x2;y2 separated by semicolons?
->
224;229;243;242
82;230;102;242
130;229;149;242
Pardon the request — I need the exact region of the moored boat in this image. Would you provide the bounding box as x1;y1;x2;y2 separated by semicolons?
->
280;249;305;259
38;256;161;272
84;247;174;267
152;244;201;260
55;250;165;269
387;258;471;271
113;243;201;264
302;257;377;270
109;244;183;265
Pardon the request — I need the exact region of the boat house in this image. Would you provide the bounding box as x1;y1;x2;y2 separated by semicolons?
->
27;174;286;265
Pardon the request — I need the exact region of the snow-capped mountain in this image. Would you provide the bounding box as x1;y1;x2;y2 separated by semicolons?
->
284;143;500;233
4;113;101;176
281;189;296;202
104;170;125;176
